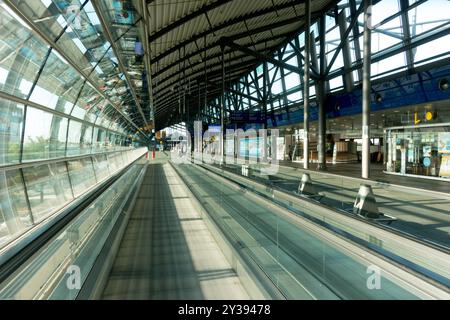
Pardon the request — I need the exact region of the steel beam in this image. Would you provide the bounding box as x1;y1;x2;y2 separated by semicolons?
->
148;0;233;42
221;37;304;76
152;0;307;63
338;9;355;92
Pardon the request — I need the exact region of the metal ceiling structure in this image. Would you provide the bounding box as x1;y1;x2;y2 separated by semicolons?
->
140;0;341;130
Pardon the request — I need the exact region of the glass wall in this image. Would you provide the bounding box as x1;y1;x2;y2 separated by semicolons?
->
198;0;450;127
385;124;450;180
0;98;24;165
0;1;145;167
0;147;147;251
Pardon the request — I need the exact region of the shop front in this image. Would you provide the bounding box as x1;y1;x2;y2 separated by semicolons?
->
385;123;450;180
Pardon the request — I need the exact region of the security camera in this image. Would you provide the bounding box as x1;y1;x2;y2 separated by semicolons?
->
438;78;449;91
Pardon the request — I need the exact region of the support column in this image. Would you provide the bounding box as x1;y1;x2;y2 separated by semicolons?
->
317;15;327;171
362;0;372;179
220;45;225;163
303;0;311;170
262;61;268;162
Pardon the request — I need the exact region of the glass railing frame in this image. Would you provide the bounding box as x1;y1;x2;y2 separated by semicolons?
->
200;161;450;290
0;147;148;268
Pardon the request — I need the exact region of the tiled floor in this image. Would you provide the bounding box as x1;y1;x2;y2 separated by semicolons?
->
102;157;249;300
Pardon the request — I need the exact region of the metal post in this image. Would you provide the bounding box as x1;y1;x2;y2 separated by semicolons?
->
263;61;268;162
362;0;372;179
221;46;225;163
303;0;311;169
317;15;327;171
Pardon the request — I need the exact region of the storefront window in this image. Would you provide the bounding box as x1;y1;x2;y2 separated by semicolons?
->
385;125;450;179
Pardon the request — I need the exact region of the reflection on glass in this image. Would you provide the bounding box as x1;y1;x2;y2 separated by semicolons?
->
92;154;109;182
0;4;49;98
0;98;24;165
0;169;32;246
385;125;450;179
66;119;82;156
68;157;96;197
92;127;105;153
23;162;73;222
29;49;84;113
23;107;68;161
107;152;123;173
80;123;93;154
74;83;104;122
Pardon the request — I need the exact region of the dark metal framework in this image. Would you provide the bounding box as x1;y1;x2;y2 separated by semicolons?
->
147;0;450;133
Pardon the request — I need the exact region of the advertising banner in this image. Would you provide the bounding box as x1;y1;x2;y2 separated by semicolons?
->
438;133;450;154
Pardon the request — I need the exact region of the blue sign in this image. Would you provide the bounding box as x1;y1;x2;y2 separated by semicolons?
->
239;137;262;158
423;157;431;167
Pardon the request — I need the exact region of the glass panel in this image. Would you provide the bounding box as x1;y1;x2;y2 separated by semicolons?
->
287;91;302;103
107;152;121;173
272;79;283;95
67;157;96;197
327;50;344;73
385;126;450;179
329;75;344;91
92;127;105;152
72;82;102;120
0;169;32;247
29;50;84;113
22;107;68;161
56;32;95;79
0;98;24;165
80;123;93;154
0;4;49;98
66;119;82;156
284;72;300;90
53;0;112;86
408;0;450;36
11;0;65;42
23;162;73;222
92;154;109;182
371;52;406;79
413;34;450;66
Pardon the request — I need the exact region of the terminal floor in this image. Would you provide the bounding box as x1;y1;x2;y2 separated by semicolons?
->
280;161;450;194
248;162;450;248
101;156;249;299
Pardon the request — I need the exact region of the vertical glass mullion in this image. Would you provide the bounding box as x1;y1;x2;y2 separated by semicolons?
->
19;168;34;225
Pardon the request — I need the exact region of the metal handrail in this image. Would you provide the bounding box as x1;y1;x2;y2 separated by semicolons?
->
0;147;135;172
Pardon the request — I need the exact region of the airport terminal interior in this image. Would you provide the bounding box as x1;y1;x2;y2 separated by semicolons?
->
0;0;449;300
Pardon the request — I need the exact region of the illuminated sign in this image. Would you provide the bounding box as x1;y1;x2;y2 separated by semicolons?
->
414;111;434;125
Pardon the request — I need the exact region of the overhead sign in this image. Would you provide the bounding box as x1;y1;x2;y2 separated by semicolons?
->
414;111;434;125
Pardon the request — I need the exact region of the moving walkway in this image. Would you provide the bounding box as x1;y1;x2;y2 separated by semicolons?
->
0;152;448;299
